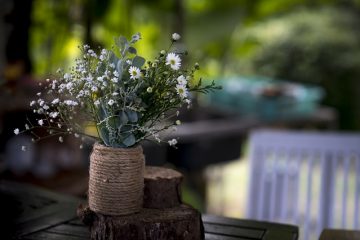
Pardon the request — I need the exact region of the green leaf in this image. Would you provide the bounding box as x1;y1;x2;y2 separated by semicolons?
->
122;133;136;147
119;111;128;124
98;125;110;146
132;56;145;68
128;47;137;54
116;60;123;77
126;110;138;123
109;52;119;66
115;36;128;51
108;116;121;129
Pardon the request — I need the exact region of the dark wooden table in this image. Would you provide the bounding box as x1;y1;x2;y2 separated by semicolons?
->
0;180;298;240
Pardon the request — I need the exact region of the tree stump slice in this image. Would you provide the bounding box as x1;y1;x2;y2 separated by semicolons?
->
78;204;204;240
144;166;183;209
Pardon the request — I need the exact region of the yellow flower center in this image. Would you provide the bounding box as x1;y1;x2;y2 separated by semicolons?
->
170;59;176;65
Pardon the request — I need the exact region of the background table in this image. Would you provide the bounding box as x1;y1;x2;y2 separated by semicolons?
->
0;180;298;240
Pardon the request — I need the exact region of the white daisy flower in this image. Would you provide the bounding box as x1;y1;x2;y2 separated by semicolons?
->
175;84;188;99
172;33;181;41
108;99;115;106
38;119;44;126
129;66;141;80
168;138;177;146
166;53;181;70
177;75;187;85
14;128;20;135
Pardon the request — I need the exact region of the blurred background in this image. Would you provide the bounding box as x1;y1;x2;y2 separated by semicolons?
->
0;0;359;224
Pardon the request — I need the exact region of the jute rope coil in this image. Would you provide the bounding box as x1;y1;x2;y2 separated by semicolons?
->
89;142;145;215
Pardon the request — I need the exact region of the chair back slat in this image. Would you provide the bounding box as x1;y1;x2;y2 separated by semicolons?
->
247;130;360;240
354;157;360;229
341;155;351;228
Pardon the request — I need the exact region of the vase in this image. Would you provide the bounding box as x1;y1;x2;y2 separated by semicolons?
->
88;142;145;215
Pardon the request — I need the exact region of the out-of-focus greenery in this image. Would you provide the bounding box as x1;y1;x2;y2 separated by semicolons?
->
229;7;360;129
29;0;360;129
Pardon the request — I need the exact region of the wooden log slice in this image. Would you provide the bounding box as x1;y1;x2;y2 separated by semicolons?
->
78;204;204;240
144;166;183;209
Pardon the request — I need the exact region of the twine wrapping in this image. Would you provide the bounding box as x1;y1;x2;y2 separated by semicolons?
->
89;142;145;215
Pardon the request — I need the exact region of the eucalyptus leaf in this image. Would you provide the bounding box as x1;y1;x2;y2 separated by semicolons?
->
122;133;136;147
98;126;110;146
116;60;123;77
115;36;128;51
132;56;145;68
126;110;138;123
109;52;119;66
108;116;121;129
128;47;137;54
119;111;128;124
99;102;108;120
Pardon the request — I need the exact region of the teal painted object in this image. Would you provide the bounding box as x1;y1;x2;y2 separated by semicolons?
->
207;76;324;121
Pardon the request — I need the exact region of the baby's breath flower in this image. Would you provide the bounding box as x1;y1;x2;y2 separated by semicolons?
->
49;112;59;118
146;87;153;93
59;136;63;143
166;53;181;70
111;77;118;83
177;75;187;85
25;124;29;130
176;120;181;125
129;66;141;80
14;128;20;135
38;119;44;126
52;98;60;105
30;100;36;106
94;100;100;106
108;99;115;106
168;139;177;146
172;33;181;41
21;146;26;151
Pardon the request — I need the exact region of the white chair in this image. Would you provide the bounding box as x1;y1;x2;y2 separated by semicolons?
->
247;130;360;240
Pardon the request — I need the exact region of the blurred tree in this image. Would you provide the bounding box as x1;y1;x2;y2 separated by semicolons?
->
229;6;360;129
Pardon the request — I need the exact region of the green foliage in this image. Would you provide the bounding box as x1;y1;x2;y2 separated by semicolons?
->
229;7;360;129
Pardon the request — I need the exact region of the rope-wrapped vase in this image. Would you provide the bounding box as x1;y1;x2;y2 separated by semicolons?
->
89;142;145;215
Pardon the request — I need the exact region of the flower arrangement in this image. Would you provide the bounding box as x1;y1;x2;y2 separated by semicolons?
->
15;33;220;149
